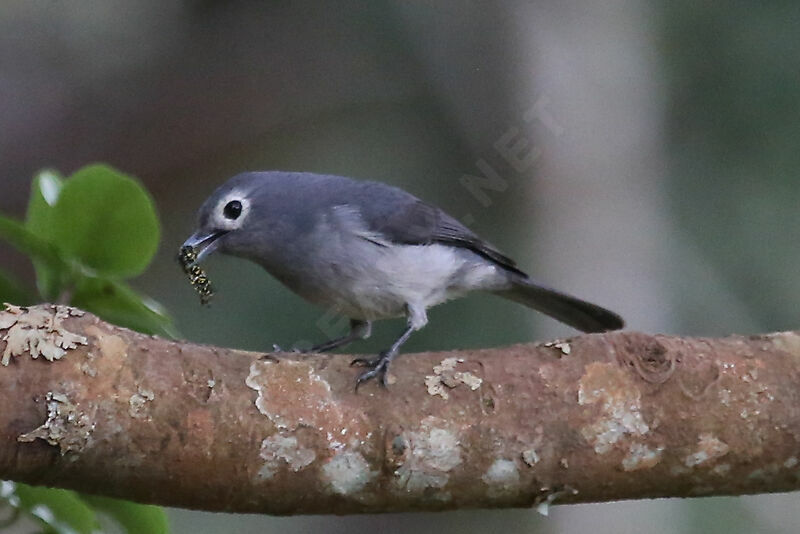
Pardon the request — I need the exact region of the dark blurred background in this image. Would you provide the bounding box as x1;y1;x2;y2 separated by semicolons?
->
2;1;799;532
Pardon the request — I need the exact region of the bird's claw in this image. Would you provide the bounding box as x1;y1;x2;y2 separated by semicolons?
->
351;353;391;391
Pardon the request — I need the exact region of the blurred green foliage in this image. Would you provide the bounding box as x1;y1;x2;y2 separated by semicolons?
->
0;164;175;337
0;164;171;534
1;482;169;534
662;0;800;333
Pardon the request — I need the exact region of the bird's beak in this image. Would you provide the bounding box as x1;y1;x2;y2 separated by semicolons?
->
182;230;226;265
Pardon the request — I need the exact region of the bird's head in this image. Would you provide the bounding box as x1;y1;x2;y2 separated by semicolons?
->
181;172;272;265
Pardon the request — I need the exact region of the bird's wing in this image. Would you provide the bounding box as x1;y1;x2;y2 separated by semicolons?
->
352;184;527;276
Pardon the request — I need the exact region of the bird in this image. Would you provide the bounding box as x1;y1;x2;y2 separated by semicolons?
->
181;171;624;388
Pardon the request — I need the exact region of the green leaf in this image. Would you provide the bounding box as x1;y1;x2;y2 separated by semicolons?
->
48;164;160;278
0;214;66;271
27;169;64;235
26;169;67;299
83;495;169;534
72;277;177;338
8;483;99;534
0;268;34;306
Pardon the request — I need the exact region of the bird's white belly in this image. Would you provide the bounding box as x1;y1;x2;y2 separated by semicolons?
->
321;243;503;321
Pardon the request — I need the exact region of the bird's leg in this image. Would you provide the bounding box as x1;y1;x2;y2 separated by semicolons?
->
305;319;371;353
351;304;427;389
351;323;413;389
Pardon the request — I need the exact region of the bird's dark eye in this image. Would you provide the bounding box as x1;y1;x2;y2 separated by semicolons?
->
223;200;242;220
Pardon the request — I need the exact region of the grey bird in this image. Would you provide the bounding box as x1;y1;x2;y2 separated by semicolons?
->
182;171;624;388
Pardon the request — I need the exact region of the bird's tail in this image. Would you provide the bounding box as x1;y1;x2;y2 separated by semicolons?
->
495;276;624;333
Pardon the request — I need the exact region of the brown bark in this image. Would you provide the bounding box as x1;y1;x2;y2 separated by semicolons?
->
1;304;800;515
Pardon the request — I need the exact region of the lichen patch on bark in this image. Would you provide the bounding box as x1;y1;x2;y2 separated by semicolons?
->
766;331;800;358
0;304;87;366
543;340;572;355
321;451;375;496
390;416;463;499
482;458;521;497
522;448;540;466
258;434;316;480
534;486;578;517
621;442;664;471
425;357;483;400
684;433;729;467
245;359;369;451
128;387;155;419
17;391;94;454
246;359;331;430
578;362;650;454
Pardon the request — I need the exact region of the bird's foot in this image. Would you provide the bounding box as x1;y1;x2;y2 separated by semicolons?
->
351;351;392;390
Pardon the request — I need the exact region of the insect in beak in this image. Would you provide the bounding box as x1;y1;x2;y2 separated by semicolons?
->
181;230;226;265
178;231;226;306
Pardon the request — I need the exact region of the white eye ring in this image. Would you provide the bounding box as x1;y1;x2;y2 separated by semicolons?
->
213;192;250;230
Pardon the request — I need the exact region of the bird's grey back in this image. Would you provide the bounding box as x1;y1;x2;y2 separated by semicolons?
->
225;171;525;276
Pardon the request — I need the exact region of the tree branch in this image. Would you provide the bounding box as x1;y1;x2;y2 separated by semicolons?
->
1;304;799;514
